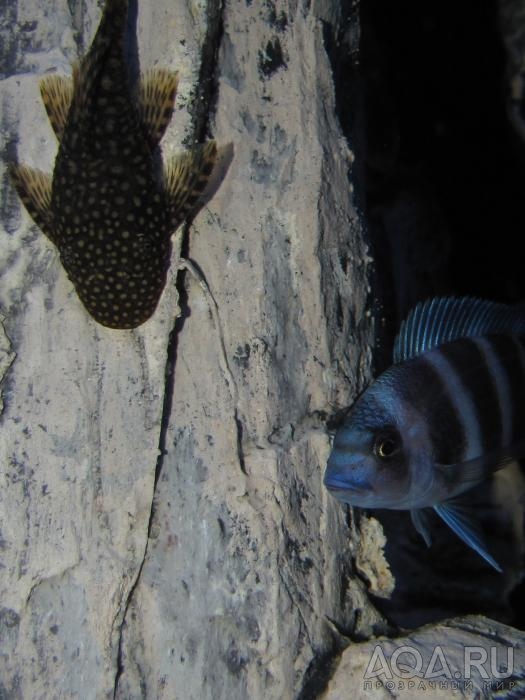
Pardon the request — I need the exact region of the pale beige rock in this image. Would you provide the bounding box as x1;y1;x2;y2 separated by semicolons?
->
354;516;395;600
0;1;197;697
0;1;378;698
323;616;525;699
114;1;381;697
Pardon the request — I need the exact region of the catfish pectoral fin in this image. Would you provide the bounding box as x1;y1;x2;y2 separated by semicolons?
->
138;68;179;146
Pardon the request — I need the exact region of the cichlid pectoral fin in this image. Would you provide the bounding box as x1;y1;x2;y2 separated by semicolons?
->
40;74;74;141
434;501;502;572
9;164;55;241
137;68;179;146
436;442;525;487
164;141;218;228
410;508;433;547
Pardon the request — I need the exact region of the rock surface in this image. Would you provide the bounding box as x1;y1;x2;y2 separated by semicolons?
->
0;1;379;698
1;1;525;699
323;615;525;699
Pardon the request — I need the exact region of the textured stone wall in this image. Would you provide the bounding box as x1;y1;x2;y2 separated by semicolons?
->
323;616;525;699
0;1;382;697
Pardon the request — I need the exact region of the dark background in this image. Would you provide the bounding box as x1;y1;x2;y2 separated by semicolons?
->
361;0;525;354
329;0;525;630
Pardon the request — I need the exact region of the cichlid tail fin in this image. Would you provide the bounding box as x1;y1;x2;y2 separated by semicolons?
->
434;501;502;572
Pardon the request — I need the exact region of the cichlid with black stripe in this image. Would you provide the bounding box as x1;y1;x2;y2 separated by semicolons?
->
324;296;525;572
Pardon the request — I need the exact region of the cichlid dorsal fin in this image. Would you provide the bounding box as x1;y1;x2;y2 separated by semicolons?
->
137;68;179;147
393;296;525;363
40;75;74;142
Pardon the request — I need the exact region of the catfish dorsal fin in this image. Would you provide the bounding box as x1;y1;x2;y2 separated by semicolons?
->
393;296;525;362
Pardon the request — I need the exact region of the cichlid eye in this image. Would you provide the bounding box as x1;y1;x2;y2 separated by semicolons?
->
373;431;402;460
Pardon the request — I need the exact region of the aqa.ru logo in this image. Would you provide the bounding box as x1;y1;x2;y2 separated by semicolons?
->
363;644;515;693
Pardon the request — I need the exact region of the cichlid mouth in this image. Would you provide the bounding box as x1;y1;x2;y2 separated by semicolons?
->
323;475;371;494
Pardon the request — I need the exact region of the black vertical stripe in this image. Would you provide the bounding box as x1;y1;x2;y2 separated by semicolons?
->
487;335;525;447
515;337;525;446
438;338;502;453
391;357;466;464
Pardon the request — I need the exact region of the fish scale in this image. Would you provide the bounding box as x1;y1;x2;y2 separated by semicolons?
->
10;0;218;329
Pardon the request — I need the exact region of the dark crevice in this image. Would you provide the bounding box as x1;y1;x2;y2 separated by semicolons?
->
186;0;225;144
358;0;525;633
321;1;363;207
111;206;188;695
149;0;224;536
112;227;191;698
182;0;249;483
310;0;525;693
298;7;378;697
153;230;191;498
113;2;225;696
361;0;525;362
234;410;248;475
297;614;396;699
296;642;346;700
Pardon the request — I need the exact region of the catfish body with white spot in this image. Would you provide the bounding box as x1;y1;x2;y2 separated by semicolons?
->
10;0;217;329
324;296;525;571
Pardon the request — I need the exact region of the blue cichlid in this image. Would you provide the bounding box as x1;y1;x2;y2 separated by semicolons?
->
324;296;525;572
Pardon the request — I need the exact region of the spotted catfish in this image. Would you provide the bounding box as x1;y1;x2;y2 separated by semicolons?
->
10;0;217;329
324;296;525;571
